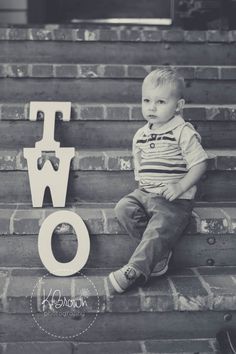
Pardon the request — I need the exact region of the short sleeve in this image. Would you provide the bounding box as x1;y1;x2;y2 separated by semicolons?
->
132;129;143;181
179;123;208;170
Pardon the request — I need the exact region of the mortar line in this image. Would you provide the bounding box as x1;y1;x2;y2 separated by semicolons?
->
192;268;212;295
101;209;109;234
140;340;148;353
192;268;214;311
220;208;232;233
9;204;19;234
167;276;179;310
1;272;11;312
103;277;110;312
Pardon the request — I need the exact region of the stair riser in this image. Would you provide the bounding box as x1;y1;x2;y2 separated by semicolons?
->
0;171;236;202
1;79;236;104
0;234;235;268
1;42;236;65
0;339;217;354
1;121;236;149
0;312;235;342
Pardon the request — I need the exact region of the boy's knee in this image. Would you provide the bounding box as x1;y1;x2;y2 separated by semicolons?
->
115;198;129;220
115;196;137;221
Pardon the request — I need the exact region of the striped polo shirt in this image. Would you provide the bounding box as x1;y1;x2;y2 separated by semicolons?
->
133;115;208;199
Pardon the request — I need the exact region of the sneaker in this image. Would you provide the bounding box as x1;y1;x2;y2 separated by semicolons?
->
108;265;141;293
151;251;172;276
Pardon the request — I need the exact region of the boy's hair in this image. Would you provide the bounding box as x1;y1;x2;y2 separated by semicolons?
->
142;67;185;99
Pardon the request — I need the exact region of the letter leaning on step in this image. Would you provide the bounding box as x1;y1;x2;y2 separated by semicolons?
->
23;102;75;207
38;211;90;276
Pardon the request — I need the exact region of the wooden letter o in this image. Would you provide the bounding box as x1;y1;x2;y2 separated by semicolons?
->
38;211;90;276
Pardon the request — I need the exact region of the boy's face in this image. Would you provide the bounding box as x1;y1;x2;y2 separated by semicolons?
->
142;83;184;128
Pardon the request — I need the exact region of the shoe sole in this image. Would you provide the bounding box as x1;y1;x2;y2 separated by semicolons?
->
151;251;173;276
109;272;125;293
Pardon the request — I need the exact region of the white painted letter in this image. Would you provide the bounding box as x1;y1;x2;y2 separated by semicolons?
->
23;102;75;207
38;211;90;276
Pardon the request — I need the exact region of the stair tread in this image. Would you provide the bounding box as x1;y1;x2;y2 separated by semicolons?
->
0;80;234;105
1;266;236;314
0;202;235;236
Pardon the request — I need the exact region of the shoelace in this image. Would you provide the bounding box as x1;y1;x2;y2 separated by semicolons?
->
124;267;136;280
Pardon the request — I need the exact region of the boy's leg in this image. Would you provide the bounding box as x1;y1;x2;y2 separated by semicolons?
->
108;189;149;292
115;189;149;242
116;190;172;276
128;195;193;282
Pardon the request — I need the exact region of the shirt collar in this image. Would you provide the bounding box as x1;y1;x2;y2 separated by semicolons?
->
145;114;185;134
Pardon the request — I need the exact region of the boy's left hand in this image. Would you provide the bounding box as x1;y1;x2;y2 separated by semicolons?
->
160;182;184;201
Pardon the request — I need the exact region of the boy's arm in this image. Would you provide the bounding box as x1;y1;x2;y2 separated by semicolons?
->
161;124;208;201
132;130;142;182
161;160;207;201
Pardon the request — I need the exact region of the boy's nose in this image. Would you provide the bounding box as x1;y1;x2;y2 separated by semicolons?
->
149;103;156;111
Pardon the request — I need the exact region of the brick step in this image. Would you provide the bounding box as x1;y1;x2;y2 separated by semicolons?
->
0;149;236;202
1;103;236;122
0;27;235;66
0;78;235;105
0;203;235;268
1;64;236;80
0;148;234;171
1;27;236;43
0;266;235;342
1;170;236;202
0;338;220;354
0;120;236;149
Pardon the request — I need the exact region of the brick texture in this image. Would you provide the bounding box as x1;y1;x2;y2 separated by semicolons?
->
163;30;185;42
144;338;216;353
80;105;105;119
207;30;231;42
1;105;26;120
0;64;233;79
184;31;207;42
2;339;219;354
194;207;229;234
195;67;219;79
2;103;236;121
1;148;236;172
106;106;130;120
73;341;142;354
55;65;78;78
8;28;28;40
2;268;236;314
0;270;9;311
32;64;53;77
0;27;234;43
5;343;73;354
29;29;53;41
5;275;39;313
0;203;236;237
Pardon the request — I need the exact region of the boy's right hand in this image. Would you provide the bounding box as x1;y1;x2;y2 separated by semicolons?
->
160;182;184;202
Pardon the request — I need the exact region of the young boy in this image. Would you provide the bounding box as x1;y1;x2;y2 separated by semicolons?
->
108;67;208;293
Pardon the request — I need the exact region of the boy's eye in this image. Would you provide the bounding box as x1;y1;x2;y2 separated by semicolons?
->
143;99;149;103
157;100;165;104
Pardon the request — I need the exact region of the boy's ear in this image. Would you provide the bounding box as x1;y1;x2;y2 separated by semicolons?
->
176;98;185;112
